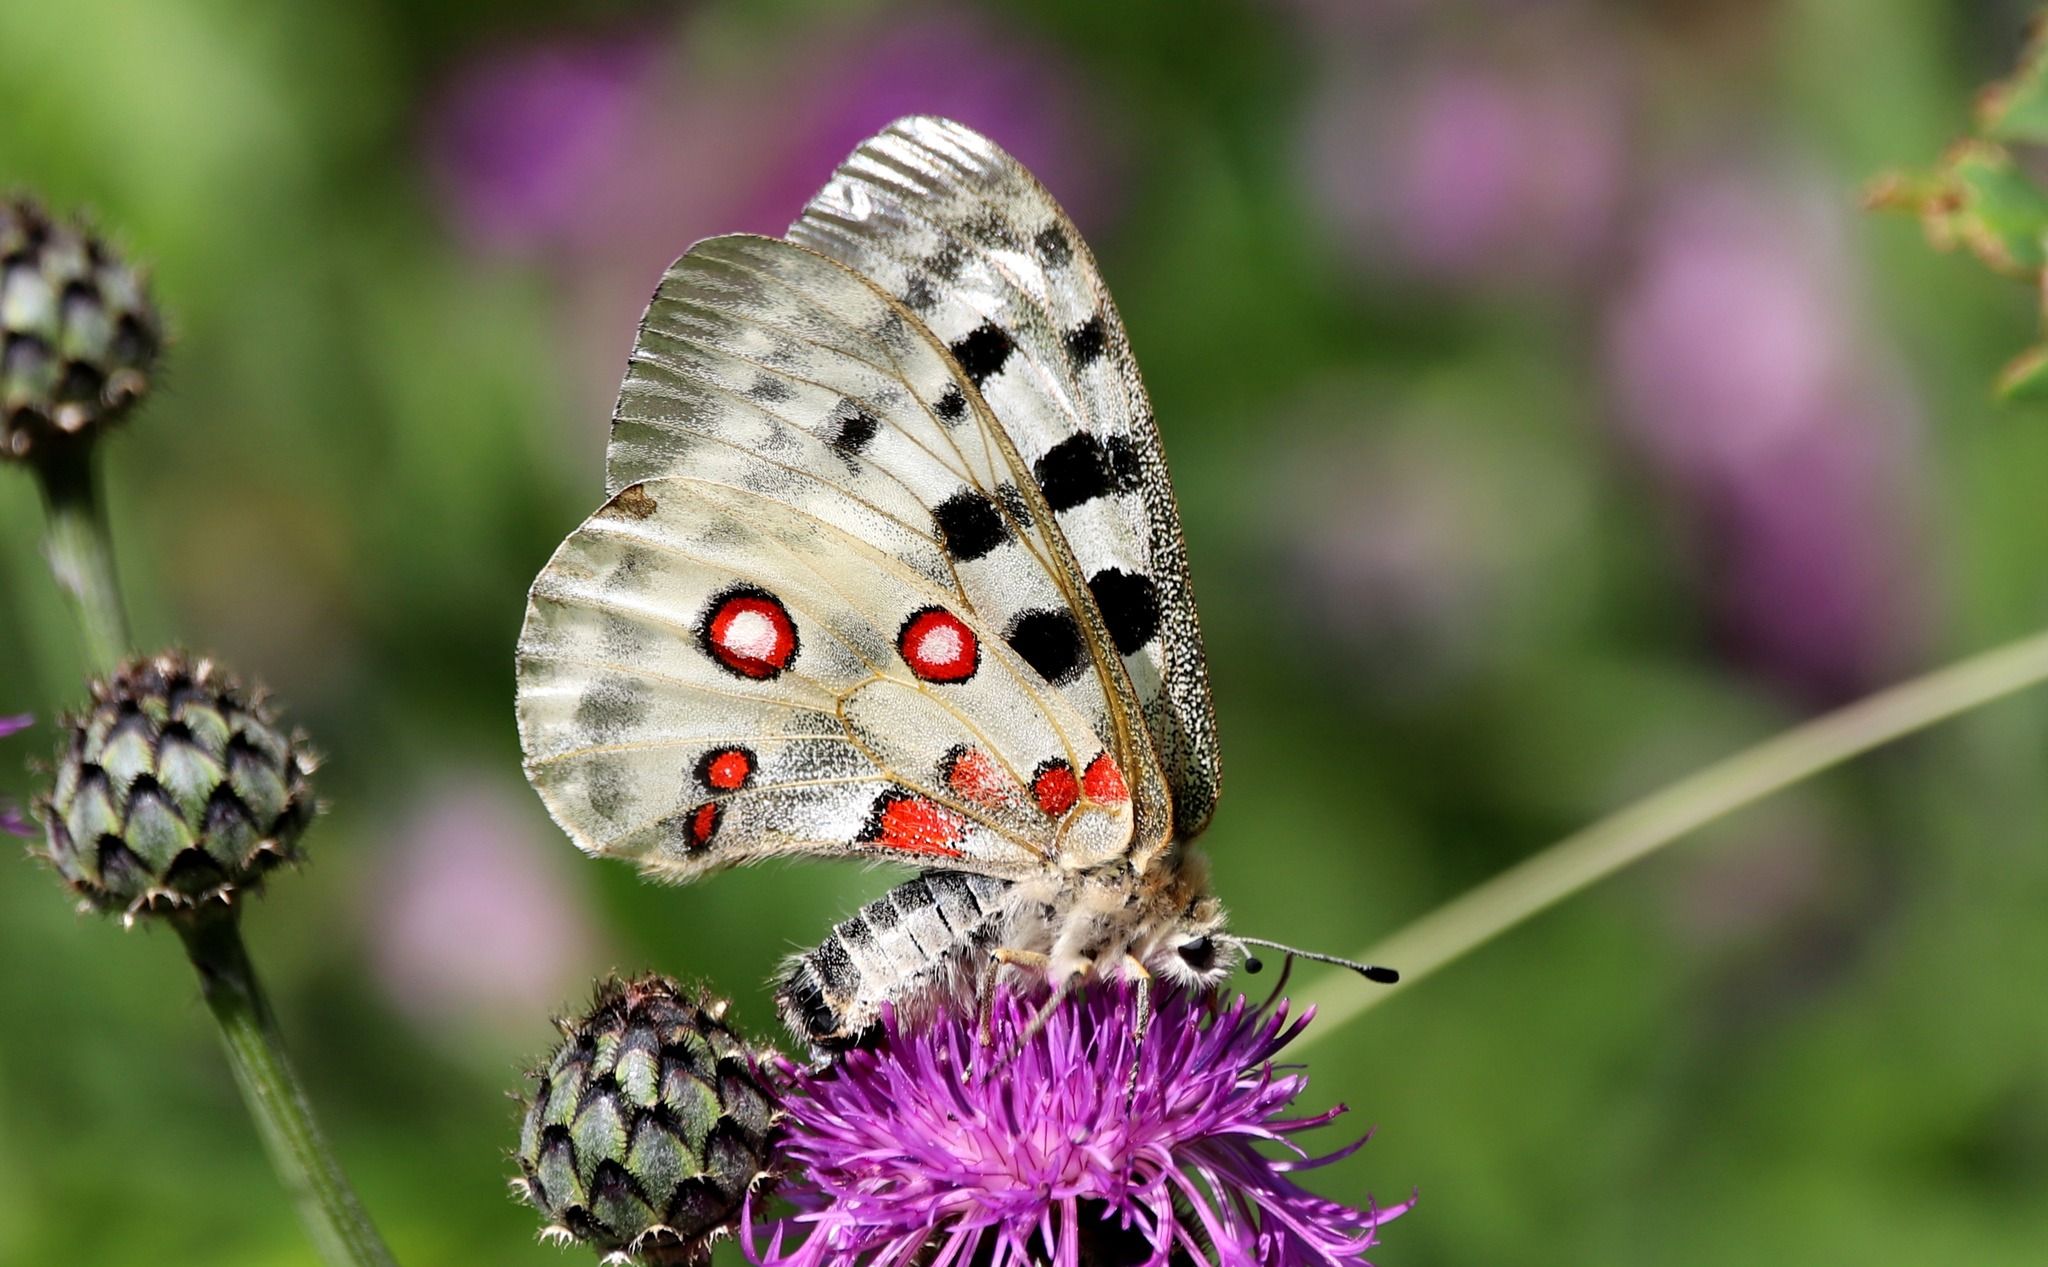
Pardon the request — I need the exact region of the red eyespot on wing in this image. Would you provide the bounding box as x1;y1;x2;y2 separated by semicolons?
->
696;746;756;792
858;790;967;858
686;801;720;852
1083;753;1128;803
898;607;979;683
942;745;1014;808
700;586;799;680
1032;758;1079;818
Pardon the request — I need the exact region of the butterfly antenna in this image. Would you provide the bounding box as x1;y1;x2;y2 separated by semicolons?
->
1251;949;1295;1014
1233;936;1400;984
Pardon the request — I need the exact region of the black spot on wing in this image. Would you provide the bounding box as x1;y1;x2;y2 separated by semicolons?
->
949;321;1015;387
1034;225;1073;267
903;275;938;312
1088;568;1163;655
966;208;1021;252
1064;314;1107;367
926;243;965;282
996;482;1035;530
824;397;879;455
933;489;1010;561
1006;609;1086;686
1033;433;1141;512
934;385;967;423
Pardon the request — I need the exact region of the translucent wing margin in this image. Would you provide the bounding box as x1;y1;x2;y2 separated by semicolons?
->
786;116;1221;840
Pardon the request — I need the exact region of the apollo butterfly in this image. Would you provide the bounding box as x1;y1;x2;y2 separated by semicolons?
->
514;117;1387;1049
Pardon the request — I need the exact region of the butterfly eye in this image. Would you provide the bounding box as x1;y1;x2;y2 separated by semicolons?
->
1177;936;1216;973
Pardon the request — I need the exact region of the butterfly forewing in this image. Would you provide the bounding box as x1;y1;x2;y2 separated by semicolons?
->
520;230;1156;880
787;116;1221;840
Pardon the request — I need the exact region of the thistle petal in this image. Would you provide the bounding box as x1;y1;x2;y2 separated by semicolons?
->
749;986;1409;1267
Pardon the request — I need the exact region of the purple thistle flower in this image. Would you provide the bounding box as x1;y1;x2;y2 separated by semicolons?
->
749;986;1409;1267
2;714;34;839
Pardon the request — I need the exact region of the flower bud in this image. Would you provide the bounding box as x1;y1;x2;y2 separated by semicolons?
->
39;652;314;920
1;196;161;460
516;975;780;1265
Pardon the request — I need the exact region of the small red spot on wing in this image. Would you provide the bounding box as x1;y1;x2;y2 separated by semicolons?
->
687;802;720;851
860;791;967;858
701;588;799;680
1032;759;1079;818
898;607;979;683
1082;753;1128;803
943;745;1014;808
697;746;755;792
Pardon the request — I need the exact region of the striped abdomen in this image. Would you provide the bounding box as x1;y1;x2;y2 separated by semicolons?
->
777;870;1012;1049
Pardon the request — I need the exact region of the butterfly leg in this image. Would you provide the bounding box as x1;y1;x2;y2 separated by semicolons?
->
977;947;1051;1048
1122;953;1152;1105
1006;978;1074;1062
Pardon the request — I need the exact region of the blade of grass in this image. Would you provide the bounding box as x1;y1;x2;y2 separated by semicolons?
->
1296;628;2048;1047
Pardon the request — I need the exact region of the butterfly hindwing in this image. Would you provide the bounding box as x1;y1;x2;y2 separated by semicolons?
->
517;473;1135;879
787;116;1221;840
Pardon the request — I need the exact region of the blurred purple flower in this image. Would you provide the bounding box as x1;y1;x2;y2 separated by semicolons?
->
747;14;1115;239
422;12;1118;430
750;986;1408;1267
1303;52;1626;286
424;31;661;252
1274;427;1503;695
2;714;32;839
1606;173;1928;703
366;775;603;1040
1266;398;1593;700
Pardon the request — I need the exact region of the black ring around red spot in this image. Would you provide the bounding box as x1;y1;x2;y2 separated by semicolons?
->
898;606;980;683
699;585;799;680
1032;757;1079;818
696;746;756;793
685;801;720;852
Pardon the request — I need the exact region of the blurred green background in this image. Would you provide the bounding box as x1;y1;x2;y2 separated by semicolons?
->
6;0;2048;1263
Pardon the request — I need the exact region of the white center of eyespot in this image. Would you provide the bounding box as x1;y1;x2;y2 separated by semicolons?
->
917;624;965;666
721;610;779;659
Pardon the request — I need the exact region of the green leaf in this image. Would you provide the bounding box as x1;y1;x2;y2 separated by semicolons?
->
1873;141;2048;276
1980;22;2048;143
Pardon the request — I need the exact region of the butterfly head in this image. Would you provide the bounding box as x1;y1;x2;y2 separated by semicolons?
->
1152;895;1236;990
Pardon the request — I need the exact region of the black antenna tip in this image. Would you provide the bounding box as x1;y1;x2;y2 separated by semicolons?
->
1365;966;1400;984
1244;955;1265;974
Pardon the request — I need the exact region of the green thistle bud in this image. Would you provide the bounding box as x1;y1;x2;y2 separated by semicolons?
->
517;976;782;1265
38;651;315;921
1;196;162;460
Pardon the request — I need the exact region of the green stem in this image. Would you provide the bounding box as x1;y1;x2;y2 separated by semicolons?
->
1295;627;2048;1047
175;911;399;1267
34;440;132;674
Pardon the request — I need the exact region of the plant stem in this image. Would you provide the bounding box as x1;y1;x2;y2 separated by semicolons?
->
1295;627;2048;1047
175;911;399;1267
34;440;131;674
